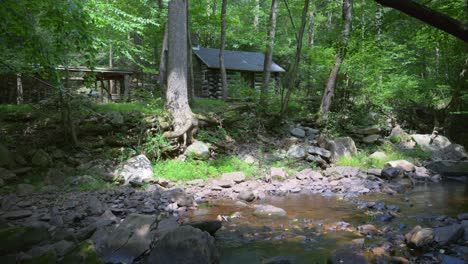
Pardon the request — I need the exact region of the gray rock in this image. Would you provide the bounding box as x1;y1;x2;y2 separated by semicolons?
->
369;151;386;159
411;134;467;161
405;225;433;247
185;141;210;160
106;111;124;126
307;146;331;159
0;167;17;182
220;171;246;183
263;256;296;264
389;125;406;137
52;240;75;256
436;143;468;161
425;161;468;177
367;169;382;176
213;179;232;188
458;213;468;220
184;220;222;236
325;166;360;178
148;226;219;264
187;179;204;186
306;155;328;168
164;188;194;207
354;126;381;135
155;217;179;237
381;167;404;179
286;145;306;159
329;246;370;264
327;137;357;160
433;224;464;246
253;204;287;217
385;160;415;172
290;128;306;138
237;190;255;202
362;134;380;144
117;154;154;185
270;167;287;181
17;183;35;195
86;196;105;216
411;166;431;180
3;209;33;220
31;149;52;167
99;213;158;264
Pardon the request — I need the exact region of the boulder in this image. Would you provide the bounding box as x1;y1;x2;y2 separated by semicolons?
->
369;151;386;159
237;190;255;202
184;220;222;236
117;155;154;185
290;128;306;138
412;134;451;152
86;196;105;216
270;167;288;181
307;146;331;159
148;226;219;264
98;214;157;264
253;204;287;217
411;166;431;180
362;134;381;144
385;160;415;172
405;226;433;247
286;145;306;160
327;137;357;160
436;143;468;161
220;171;246;183
185;141;210;160
389;125;406;137
381;167;404;179
31;149;51;167
306;155;328;168
425;161;468;177
433;224;464;246
354;125;381;135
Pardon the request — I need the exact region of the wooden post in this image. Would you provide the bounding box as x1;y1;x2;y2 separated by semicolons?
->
123;74;131;101
16;74;23;104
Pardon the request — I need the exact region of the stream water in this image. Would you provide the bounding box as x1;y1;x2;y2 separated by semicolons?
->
188;181;468;263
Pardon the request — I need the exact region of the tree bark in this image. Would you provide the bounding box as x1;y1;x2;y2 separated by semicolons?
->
280;0;310;116
159;24;168;98
260;0;279;104
254;0;260;31
164;0;196;141
308;9;315;47
187;2;195;104
220;0;228;101
318;0;352;122
374;0;468;42
16;74;23;104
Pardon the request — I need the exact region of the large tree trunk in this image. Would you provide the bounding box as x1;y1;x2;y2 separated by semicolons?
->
280;0;310;116
187;2;195;104
260;0;279;104
220;0;228;101
159;24;168;98
164;0;196;142
374;0;467;42
318;0;351;122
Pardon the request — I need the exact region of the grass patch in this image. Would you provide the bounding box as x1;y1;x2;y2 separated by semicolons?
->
93;100;164;114
337;142;431;169
152;155;260;182
192;98;229;112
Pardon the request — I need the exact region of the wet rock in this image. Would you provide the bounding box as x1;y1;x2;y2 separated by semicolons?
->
411;166;431;180
3;209;32;220
381;167;404;179
458;213;468;221
263;256;295;264
386;160;415;172
425;161;468;177
270;167;288;181
286;145;306;160
98;213;157;264
184;220;222;236
405;226;433;247
433;224;463;246
31;149;52;167
307;146;331;159
253;204;287;217
437;254;466;264
237;190;255;202
290;128;306;138
185;141;210;160
148;226;219;264
328;246;370;264
117;154;154;185
17;183;35;195
221;171;246;183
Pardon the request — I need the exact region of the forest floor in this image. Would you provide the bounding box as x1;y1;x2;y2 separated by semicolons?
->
0;99;467;263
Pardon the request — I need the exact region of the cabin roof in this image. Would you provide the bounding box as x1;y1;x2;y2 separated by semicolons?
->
193;47;285;73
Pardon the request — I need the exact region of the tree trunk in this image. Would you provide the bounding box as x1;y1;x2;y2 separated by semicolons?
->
220;0;228;101
254;0;260;31
280;0;310;116
260;0;279;104
318;0;351;122
159;24;168;98
308;9;315;47
164;0;196;141
187;2;195;104
16;74;23;104
374;0;468;42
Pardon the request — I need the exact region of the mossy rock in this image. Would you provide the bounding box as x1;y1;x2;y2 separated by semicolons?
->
0;227;50;255
60;241;103;264
24;252;57;264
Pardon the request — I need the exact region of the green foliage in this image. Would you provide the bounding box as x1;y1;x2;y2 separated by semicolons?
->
152;156;260;182
93;100;164;114
139;133;172;161
192;98;229;112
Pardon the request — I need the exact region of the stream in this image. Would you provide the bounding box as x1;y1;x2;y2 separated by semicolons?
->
188;181;468;263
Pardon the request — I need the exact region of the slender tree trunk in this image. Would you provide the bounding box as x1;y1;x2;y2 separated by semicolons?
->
220;0;228;101
280;0;310;116
164;0;196;142
159;24;168;98
308;10;315;47
260;0;279;104
254;0;260;31
16;74;23;104
109;43;114;96
318;0;352;122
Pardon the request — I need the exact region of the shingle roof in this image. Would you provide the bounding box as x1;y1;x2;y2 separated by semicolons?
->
193;47;285;73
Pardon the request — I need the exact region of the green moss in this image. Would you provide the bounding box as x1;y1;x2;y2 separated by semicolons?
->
0;227;50;255
60;241;104;264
